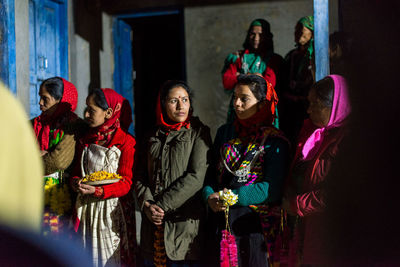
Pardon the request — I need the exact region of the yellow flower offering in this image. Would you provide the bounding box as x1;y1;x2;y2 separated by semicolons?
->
81;170;122;183
219;189;238;207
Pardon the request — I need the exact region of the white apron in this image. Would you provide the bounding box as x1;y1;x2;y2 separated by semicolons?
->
76;144;128;267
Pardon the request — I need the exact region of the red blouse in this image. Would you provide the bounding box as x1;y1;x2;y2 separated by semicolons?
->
72;127;136;199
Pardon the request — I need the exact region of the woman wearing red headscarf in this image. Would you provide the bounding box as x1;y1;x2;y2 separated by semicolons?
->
71;88;136;267
203;74;289;266
134;80;211;267
32;77;78;236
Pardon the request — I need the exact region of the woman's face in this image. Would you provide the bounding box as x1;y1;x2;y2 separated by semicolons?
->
84;94;110;128
39;86;60;115
249;25;263;50
233;84;260;120
295;23;313;46
165;86;190;123
307;88;332;127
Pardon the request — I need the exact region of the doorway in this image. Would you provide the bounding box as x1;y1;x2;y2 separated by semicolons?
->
29;0;68;118
114;9;186;141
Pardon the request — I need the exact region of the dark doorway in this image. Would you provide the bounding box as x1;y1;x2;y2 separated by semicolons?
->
125;11;186;142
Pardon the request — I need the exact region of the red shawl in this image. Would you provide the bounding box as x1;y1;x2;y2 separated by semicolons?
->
234;80;278;137
33;78;78;150
81;89;132;146
155;91;190;132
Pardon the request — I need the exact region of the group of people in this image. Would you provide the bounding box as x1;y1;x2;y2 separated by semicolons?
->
28;15;351;267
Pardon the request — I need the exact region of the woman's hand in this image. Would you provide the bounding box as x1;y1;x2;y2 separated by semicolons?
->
144;201;165;226
78;183;96;195
207;192;226;213
40;150;48;156
71;178;81;192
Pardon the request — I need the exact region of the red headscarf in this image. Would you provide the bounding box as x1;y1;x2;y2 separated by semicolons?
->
155;91;190;132
81;88;132;145
234;79;278;137
33;78;78;150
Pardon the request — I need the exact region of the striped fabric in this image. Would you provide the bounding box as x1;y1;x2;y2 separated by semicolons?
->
76;144;129;267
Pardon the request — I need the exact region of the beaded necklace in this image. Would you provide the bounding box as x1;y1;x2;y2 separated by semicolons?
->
219;127;281;185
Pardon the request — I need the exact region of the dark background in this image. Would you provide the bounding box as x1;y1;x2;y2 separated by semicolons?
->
323;0;400;264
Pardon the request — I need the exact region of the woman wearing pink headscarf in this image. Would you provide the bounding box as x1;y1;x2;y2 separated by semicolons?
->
282;74;351;266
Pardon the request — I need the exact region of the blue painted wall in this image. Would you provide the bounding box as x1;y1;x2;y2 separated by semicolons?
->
314;0;330;81
29;0;68;118
0;0;16;94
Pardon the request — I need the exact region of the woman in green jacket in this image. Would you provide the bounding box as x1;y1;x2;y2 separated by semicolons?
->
134;80;212;267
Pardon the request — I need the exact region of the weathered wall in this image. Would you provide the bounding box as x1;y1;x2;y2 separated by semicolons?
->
15;0;29;113
13;0;337;125
185;0;338;137
12;1;114;118
69;1;114;118
69;0;89;118
99;13;114;90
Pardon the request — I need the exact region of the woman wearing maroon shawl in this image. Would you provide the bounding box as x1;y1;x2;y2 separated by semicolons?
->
282;75;351;266
31;77;78;236
71;88;136;267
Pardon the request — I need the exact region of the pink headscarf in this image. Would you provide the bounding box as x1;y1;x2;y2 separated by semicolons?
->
301;75;351;160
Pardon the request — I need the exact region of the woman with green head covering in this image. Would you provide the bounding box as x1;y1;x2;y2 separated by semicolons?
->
280;15;316;149
222;18;283;126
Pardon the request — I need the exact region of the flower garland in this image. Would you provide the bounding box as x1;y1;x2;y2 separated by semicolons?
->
43;174;72;236
44;177;71;216
219;189;239;267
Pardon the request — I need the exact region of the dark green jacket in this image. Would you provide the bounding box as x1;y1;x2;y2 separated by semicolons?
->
134;116;212;261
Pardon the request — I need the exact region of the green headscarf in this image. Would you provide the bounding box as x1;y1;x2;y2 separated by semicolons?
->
250;19;263;27
298;15;314;31
298;15;314;59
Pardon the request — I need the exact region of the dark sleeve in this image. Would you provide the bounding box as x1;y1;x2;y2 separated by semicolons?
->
268;54;284;95
292;189;325;217
202;124;236;202
202;125;225;202
133;135;155;210
233;137;290;206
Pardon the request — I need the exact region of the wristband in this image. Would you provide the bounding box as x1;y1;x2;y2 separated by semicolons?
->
94;186;104;198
